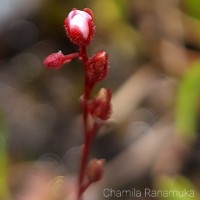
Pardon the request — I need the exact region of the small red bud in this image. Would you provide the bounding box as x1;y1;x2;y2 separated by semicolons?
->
89;88;112;120
64;8;95;46
44;51;66;69
86;51;109;83
44;51;79;69
87;159;105;183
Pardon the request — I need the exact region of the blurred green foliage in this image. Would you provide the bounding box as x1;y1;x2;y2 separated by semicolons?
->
176;61;200;141
0;114;9;200
182;0;200;20
92;0;139;49
156;176;200;200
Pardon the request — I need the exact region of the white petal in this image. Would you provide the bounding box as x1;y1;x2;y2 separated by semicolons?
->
68;9;92;20
75;10;92;19
70;14;89;39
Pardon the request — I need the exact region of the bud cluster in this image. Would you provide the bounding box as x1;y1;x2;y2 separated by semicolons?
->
43;8;112;200
43;8;109;84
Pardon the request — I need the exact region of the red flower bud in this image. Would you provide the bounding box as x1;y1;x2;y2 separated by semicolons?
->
86;51;109;83
64;8;95;46
44;51;66;69
89;88;112;120
87;159;105;183
44;51;79;69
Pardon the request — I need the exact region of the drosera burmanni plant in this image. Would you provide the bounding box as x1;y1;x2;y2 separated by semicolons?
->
44;8;112;200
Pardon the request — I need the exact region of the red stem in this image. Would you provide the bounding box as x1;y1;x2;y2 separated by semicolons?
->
77;128;93;199
62;52;79;63
77;46;95;200
80;46;89;135
79;177;92;195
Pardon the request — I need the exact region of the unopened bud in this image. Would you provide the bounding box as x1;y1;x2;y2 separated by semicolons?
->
89;88;112;120
44;51;66;69
86;51;109;83
44;51;79;69
87;159;105;182
64;8;95;46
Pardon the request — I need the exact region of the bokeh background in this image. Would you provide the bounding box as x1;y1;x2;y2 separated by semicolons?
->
1;0;200;199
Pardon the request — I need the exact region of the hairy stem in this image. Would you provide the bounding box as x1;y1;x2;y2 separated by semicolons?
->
77;46;94;200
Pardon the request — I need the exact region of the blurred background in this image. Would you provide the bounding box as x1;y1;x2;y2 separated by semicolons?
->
1;0;200;199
